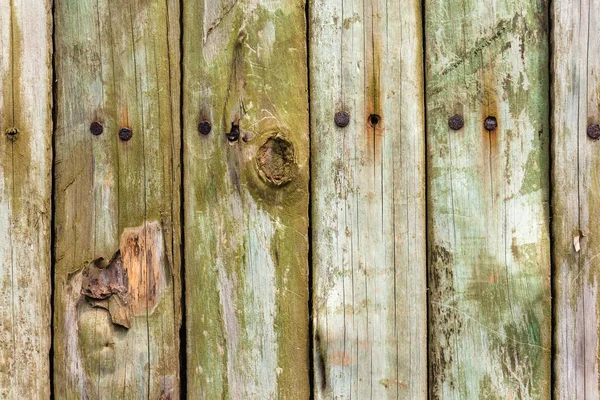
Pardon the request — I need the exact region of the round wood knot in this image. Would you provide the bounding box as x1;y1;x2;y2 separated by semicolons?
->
257;137;296;186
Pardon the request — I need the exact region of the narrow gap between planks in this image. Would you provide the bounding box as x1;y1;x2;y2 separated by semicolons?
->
178;0;188;397
304;0;315;398
49;0;57;397
547;0;556;396
420;0;430;393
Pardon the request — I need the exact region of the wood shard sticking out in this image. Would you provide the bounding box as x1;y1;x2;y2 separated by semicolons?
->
81;252;132;328
81;253;129;300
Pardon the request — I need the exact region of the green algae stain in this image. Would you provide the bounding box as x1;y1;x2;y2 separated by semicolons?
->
520;147;542;195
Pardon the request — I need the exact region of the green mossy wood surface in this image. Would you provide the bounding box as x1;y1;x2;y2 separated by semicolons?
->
183;0;310;398
552;0;600;397
54;0;181;398
0;0;583;398
0;1;52;398
309;0;427;398
426;0;551;398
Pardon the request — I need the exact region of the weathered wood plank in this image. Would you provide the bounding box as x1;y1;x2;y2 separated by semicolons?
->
0;1;52;398
183;0;310;398
309;0;427;397
552;0;600;397
53;0;181;398
425;0;551;397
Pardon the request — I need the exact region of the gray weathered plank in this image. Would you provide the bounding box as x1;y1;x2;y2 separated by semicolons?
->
552;0;600;397
0;1;52;398
309;0;427;398
183;0;311;398
425;0;552;397
53;0;181;398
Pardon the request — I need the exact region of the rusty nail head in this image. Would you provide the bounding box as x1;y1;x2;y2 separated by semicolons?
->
198;120;212;135
119;127;133;141
90;121;103;136
588;124;600;140
5;127;18;138
227;123;240;142
369;114;381;127
334;111;350;128
484;116;497;131
448;114;464;130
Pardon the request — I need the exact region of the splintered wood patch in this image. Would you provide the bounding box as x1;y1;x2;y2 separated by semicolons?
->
77;220;169;328
119;221;168;315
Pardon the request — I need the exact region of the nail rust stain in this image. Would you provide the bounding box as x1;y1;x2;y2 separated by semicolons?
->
365;5;383;154
482;72;500;152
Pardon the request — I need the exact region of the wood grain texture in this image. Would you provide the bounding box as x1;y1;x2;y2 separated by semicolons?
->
309;0;427;398
0;1;52;398
552;0;600;397
53;0;181;398
183;0;310;398
426;0;551;398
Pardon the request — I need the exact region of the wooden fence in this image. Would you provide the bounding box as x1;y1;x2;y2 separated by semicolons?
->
0;0;596;398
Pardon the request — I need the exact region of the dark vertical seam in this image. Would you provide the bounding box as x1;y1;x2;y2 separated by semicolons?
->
305;0;314;398
547;0;556;397
421;0;429;396
174;0;187;397
50;0;57;397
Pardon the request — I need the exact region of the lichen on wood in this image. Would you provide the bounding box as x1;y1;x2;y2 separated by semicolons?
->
426;0;551;397
0;1;53;398
54;0;181;397
183;0;310;398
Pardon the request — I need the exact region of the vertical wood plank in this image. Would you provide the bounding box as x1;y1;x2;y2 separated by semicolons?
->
552;0;600;397
54;0;181;398
0;1;52;398
309;0;427;397
425;0;551;397
183;0;310;398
